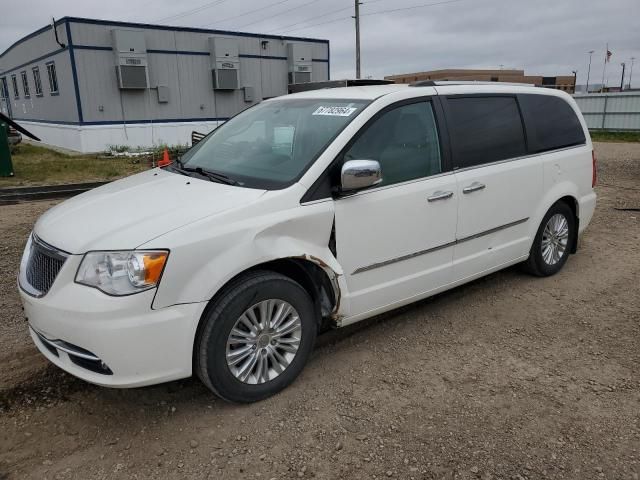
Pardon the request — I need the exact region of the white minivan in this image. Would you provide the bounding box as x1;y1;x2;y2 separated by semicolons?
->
18;83;596;402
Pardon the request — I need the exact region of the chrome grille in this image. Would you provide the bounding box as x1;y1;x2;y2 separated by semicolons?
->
23;235;68;297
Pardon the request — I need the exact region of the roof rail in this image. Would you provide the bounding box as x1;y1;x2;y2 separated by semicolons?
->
409;80;436;87
409;80;535;87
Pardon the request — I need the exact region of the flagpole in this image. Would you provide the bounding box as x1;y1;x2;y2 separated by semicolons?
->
601;43;608;92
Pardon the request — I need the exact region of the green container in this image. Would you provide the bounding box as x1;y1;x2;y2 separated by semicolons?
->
0;122;15;177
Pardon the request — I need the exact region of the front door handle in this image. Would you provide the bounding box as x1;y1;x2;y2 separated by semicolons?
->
462;182;486;194
427;191;454;202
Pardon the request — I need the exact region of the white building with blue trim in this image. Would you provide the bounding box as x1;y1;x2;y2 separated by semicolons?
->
0;17;330;152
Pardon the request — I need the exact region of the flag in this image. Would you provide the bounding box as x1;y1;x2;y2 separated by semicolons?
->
606;49;612;63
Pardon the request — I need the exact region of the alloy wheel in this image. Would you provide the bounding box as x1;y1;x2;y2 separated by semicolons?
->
541;213;569;265
225;299;302;385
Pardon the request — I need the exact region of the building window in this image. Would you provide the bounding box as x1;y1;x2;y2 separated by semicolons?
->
32;67;43;96
21;71;30;98
11;75;19;99
46;62;59;94
0;77;7;99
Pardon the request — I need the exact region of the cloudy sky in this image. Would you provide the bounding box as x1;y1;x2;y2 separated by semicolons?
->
1;0;638;87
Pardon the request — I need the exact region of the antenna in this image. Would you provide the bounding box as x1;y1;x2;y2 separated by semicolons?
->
51;17;66;48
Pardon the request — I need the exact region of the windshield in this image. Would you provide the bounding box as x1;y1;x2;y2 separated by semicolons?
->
180;98;370;189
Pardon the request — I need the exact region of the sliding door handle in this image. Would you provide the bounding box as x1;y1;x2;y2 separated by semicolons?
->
463;182;486;194
427;191;454;202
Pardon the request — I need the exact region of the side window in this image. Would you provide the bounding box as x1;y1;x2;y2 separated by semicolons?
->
518;94;586;152
32;67;43;96
0;77;7;98
21;71;30;98
11;75;19;99
46;62;59;94
343;101;441;187
446;96;526;168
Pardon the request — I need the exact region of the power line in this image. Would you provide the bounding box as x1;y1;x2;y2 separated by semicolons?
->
266;0;386;34
265;5;353;34
361;0;467;17
278;0;467;34
154;0;228;24
235;0;319;29
277;16;351;34
199;0;294;28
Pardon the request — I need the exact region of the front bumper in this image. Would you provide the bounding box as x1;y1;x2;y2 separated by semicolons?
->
19;254;207;388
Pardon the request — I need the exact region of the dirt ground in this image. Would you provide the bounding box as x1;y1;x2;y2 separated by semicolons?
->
1;142;638;480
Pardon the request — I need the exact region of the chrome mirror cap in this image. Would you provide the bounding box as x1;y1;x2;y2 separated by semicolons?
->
340;159;383;192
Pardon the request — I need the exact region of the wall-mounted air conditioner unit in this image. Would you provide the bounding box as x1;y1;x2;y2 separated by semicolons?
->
287;43;313;84
210;37;240;90
112;29;149;89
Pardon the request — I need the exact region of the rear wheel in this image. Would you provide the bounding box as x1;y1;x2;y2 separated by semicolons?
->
195;271;317;403
522;201;576;277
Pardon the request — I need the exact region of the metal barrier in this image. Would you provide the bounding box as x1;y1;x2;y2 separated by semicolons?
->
573;92;640;131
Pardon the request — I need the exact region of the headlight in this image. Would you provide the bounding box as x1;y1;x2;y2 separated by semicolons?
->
75;250;169;296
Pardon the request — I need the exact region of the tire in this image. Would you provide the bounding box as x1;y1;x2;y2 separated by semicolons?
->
522;201;576;277
195;270;317;403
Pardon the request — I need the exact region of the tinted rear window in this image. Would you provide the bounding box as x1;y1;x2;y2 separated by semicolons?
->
446;96;527;168
518;94;586;153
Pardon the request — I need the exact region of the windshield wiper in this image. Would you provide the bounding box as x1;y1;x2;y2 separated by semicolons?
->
185;166;239;186
195;167;239;186
170;157;239;186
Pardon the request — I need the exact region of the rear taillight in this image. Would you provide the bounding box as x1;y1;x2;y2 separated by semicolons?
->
592;150;597;188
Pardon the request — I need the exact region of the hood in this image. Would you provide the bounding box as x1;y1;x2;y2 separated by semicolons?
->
34;169;266;254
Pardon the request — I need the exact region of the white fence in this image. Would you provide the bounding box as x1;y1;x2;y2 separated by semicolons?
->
573;92;640;131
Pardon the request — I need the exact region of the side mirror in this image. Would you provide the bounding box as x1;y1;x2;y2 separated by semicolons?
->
340;159;383;192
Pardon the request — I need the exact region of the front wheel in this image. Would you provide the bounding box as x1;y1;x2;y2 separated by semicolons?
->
195;271;317;403
522;201;576;277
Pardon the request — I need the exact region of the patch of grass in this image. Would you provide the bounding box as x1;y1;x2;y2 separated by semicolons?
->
106;144;132;153
0;143;151;188
150;143;190;158
103;143;190;157
590;130;640;143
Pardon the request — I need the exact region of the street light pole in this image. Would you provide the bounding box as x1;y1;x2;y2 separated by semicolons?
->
572;70;577;93
354;0;362;79
586;50;594;93
630;57;635;89
620;62;626;91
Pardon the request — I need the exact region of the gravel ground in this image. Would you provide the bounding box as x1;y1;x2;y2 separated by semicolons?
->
0;142;639;480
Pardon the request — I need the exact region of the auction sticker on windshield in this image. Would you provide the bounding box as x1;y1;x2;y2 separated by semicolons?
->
312;106;358;117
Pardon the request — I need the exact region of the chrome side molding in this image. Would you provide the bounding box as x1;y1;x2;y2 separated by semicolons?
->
352;217;529;275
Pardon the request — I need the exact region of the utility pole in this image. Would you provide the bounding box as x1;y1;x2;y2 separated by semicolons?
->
601;43;609;92
620;62;626;90
354;0;362;79
572;70;577;93
586;50;594;93
630;57;635;89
